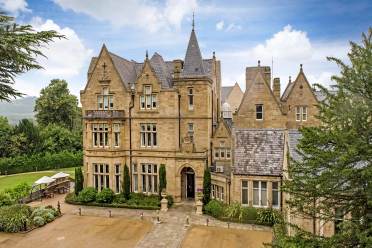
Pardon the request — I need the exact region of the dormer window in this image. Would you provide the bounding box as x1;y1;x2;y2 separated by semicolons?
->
256;104;263;120
140;85;157;110
97;87;113;110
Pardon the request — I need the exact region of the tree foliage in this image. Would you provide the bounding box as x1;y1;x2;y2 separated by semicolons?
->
122;164;130;200
74;167;84;196
159;164;167;195
0;14;64;101
34;79;81;130
40;123;82;153
11;119;41;156
277;28;372;247
203;167;211;205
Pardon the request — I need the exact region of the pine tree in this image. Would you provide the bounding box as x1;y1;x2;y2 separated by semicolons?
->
277;28;372;247
203;167;211;205
122;164;130;200
159;164;167;196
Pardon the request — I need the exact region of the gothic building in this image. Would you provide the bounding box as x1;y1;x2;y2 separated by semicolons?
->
81;24;333;236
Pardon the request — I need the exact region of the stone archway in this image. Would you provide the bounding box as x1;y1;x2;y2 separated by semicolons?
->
180;167;195;200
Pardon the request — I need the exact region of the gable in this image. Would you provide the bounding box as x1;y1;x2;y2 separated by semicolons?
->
213;119;231;138
135;58;162;93
286;71;318;104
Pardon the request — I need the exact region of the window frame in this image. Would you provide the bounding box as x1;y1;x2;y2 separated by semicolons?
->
140;123;157;148
140;85;157;110
255;104;264;120
188;87;194;110
241;180;249;205
272;181;280;208
253;180;268;207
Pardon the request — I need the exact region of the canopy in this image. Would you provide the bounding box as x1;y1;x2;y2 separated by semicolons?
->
34;176;55;185
51;172;70;179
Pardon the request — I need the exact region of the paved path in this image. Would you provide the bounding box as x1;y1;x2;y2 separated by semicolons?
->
27;194;272;248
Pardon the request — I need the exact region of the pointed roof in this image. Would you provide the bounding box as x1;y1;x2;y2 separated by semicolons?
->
182;29;205;76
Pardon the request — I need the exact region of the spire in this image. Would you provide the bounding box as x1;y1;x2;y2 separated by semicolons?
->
182;20;205;76
145;50;149;60
192;12;195;31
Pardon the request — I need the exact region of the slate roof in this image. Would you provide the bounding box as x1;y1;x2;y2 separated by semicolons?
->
281;81;294;101
288;129;302;162
233;129;284;176
181;29;206;77
221;86;233;103
314;90;338;102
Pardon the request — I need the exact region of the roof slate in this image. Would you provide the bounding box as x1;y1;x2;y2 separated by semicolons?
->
221;86;233;103
233;129;284;176
181;29;206;77
288;129;302;162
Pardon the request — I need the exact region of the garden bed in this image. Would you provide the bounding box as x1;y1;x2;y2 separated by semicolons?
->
65;188;173;210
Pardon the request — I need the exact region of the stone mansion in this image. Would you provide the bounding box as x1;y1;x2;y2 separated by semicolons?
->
80;25;333;236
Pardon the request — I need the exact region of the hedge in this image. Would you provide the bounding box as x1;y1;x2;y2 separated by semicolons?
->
65;193;160;210
0;151;83;175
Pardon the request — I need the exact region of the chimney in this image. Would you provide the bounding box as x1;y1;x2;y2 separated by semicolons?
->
273;77;281;100
245;65;271;90
173;59;183;79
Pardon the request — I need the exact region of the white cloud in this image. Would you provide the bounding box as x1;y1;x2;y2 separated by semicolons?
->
225;23;242;32
30;17;93;77
54;0;197;33
0;0;30;15
216;20;224;30
219;25;349;90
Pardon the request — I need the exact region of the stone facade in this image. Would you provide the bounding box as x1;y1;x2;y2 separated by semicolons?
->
81;25;332;237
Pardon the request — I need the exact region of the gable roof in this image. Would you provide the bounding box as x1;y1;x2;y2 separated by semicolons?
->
181;29;206;77
221;86;233;102
288;129;303;162
233;129;284;176
281;68;318;102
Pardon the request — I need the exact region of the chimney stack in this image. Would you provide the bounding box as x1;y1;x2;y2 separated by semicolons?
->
173;59;183;79
273;77;281;100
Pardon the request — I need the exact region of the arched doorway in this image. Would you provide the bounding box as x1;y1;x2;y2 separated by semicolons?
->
181;167;195;199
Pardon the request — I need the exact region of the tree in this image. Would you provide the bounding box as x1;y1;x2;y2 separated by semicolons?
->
40;124;82;153
122;164;130;200
74;167;84;196
11;119;41;155
0;14;64;101
159;164;167;196
0;116;12;157
277;28;372;247
203;167;211;205
34;79;81;130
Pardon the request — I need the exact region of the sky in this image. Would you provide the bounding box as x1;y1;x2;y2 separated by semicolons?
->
1;0;371;98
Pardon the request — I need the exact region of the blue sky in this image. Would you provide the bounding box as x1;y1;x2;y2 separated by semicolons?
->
1;0;371;98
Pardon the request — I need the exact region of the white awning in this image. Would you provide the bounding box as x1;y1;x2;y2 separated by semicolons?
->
34;176;55;185
51;172;70;179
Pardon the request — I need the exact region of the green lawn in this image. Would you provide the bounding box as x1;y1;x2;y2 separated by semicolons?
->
0;167;79;192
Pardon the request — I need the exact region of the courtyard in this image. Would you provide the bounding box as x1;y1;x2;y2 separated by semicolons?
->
0;194;273;248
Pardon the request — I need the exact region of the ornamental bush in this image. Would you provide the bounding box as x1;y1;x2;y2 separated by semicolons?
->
204;199;225;218
257;208;283;226
31;206;58;223
0;204;32;232
159;164;167;196
96;188;114;203
4;182;31;201
0;192;14;207
33;216;45;227
78;187;97;203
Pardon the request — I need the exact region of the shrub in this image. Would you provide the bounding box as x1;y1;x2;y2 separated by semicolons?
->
0;151;83;175
203;168;211;205
126;193;160;207
78;187;97;203
122;164;130;200
225;202;244;221
31;206;58;224
74;167;84;196
166;195;174;207
159;164;167;196
204;199;225;218
65;192;79;203
113;194;126;204
257;208;283;226
241;207;258;222
0;204;32;232
0;192;14;207
4;182;31;201
96;188;114;203
33;216;45;227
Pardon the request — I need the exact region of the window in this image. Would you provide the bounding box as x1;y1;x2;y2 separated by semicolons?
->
97;87;114;110
92;124;109;148
211;184;224;201
214;141;231;160
115;164;121;193
140;164;158;194
188;123;194;142
241;181;249;205
253;181;268;207
272;182;280;208
140;124;157;147
296;106;308;121
256;104;263;120
93;163;110;191
188;88;194;110
113;123;120;147
140;85;157;110
133;164;138;192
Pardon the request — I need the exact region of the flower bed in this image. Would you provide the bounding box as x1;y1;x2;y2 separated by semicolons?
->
204;200;282;226
65;188;173;210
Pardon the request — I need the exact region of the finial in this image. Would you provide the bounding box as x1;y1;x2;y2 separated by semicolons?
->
258;60;261;67
213;51;216;59
192;12;195;31
289;76;292;83
300;64;303;71
146;50;148;60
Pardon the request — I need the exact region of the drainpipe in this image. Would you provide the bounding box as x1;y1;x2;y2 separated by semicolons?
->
178;94;181;149
129;87;135;192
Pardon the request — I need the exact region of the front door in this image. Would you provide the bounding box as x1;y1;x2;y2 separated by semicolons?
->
186;173;195;198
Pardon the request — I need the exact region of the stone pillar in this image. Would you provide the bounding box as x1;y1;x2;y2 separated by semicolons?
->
195;199;203;215
161;192;168;212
